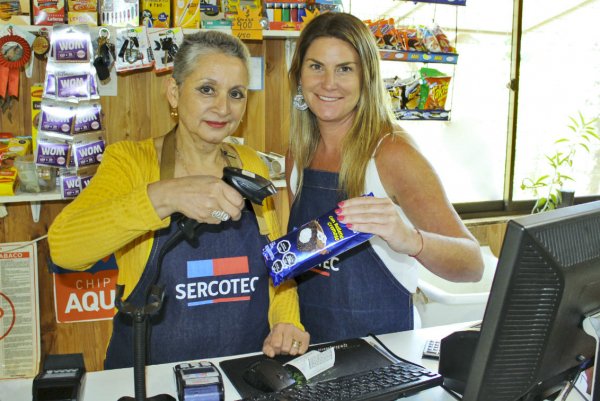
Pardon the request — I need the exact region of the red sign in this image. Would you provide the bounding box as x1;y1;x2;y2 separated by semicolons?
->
53;257;118;323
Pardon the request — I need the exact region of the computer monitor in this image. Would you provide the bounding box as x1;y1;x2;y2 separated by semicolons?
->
463;200;600;401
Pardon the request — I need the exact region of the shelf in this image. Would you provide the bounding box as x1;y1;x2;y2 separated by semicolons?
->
394;109;450;121
379;49;458;64
0;189;65;223
14;24;302;38
407;0;466;5
0;189;63;203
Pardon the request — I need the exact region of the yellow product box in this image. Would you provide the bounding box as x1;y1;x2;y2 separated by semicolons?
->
31;84;43;149
142;0;171;27
173;0;199;28
0;167;17;196
68;11;98;25
67;0;97;12
6;138;31;157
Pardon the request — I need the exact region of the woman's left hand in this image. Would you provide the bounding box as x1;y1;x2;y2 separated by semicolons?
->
335;196;422;256
262;323;310;357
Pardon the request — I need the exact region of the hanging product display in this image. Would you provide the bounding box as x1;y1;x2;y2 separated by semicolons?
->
37;24;106;199
0;25;32;107
31;28;50;59
148;27;183;73
371;0;463;121
93;27;116;82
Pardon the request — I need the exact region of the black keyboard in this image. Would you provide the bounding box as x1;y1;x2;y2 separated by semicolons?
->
238;361;442;401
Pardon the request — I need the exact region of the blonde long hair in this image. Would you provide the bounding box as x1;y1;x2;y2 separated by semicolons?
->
288;12;397;198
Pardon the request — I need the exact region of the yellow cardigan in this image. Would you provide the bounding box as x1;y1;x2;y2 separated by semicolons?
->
48;138;302;330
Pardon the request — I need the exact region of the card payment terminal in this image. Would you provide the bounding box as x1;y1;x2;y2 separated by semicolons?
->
174;361;224;401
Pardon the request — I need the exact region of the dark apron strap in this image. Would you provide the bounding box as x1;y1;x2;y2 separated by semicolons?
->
160;127;177;180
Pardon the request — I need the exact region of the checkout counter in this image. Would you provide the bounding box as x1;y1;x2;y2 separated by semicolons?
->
0;322;588;401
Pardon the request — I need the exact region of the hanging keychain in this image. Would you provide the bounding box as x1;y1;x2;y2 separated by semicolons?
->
124;29;142;64
93;27;116;82
32;27;50;60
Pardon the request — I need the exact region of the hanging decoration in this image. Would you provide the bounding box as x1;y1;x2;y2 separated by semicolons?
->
32;28;50;60
0;25;32;109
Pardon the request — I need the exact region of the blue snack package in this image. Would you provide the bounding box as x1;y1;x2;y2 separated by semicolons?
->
262;195;374;286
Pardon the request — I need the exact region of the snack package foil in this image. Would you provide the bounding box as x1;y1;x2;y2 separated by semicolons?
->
262;196;374;286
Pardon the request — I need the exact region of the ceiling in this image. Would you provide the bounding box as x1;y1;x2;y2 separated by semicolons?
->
344;0;596;34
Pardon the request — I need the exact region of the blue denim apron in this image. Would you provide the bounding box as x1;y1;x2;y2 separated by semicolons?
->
289;169;413;344
105;207;270;369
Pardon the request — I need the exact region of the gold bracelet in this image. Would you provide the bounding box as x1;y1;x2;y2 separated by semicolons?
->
409;228;424;258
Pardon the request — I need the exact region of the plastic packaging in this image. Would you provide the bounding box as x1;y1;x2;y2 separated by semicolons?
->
262;194;374;286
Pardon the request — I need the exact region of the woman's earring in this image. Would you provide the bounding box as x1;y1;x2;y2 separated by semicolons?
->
170;107;178;119
293;85;308;111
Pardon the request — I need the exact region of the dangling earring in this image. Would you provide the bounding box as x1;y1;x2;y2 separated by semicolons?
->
293;85;308;111
170;107;178;119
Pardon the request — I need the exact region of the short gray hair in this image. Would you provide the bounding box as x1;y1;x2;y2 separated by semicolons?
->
172;30;250;86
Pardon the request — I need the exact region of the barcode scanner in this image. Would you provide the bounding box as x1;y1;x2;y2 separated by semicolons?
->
176;167;277;244
114;167;276;401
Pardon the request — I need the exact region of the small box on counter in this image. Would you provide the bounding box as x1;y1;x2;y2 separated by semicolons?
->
262;194;374;286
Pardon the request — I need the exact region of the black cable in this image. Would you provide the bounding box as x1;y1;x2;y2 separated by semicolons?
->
367;333;426;368
115;221;182;401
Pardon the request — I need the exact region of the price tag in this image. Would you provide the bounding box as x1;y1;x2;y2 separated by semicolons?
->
232;7;263;40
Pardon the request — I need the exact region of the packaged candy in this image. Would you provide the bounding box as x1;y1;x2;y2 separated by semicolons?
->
431;23;456;53
262;195;374;286
403;76;421;110
418;25;442;53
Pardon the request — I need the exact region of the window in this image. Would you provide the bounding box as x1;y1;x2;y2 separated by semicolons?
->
347;0;600;214
513;1;600;201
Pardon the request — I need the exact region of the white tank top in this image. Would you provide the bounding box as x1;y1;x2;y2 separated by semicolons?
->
290;134;418;293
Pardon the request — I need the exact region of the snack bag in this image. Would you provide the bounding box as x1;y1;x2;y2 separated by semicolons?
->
431;23;456;53
423;76;451;110
418;25;441;53
403;76;421;110
263;195;374;286
418;67;450;110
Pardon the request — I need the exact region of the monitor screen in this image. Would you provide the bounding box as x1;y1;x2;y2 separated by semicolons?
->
463;201;600;400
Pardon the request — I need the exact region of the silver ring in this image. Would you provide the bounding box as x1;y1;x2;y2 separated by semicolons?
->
211;210;230;221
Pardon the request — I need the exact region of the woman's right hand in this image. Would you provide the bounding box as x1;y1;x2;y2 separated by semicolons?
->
148;175;245;222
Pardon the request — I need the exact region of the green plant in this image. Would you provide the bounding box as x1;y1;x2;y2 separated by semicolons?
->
520;112;599;213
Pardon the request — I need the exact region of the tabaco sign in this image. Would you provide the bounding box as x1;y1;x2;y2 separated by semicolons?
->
52;255;118;323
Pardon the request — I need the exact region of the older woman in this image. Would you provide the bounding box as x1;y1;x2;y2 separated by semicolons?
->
49;30;308;369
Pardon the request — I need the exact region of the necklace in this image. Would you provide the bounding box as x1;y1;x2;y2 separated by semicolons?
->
176;145;232;176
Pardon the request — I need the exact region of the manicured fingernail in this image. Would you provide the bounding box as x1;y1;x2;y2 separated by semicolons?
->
335;208;342;214
337;201;344;207
337;215;345;221
345;223;353;228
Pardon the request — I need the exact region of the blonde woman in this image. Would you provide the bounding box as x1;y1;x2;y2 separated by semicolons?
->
286;12;483;343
